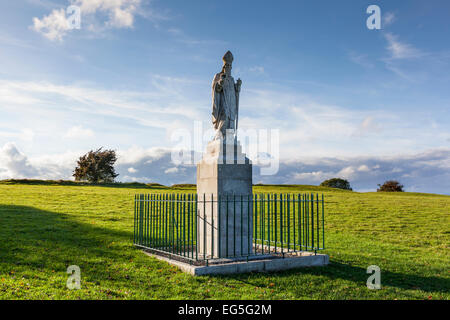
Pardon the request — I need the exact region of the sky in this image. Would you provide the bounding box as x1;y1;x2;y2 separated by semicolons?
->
0;0;449;194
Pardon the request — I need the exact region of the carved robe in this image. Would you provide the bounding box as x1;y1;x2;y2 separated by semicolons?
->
212;72;239;139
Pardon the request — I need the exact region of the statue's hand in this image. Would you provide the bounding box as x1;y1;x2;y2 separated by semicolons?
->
236;78;242;92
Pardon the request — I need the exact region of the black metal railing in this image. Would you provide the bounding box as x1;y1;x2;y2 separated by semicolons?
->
133;193;325;265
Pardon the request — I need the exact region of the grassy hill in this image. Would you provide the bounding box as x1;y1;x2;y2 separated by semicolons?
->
0;182;448;299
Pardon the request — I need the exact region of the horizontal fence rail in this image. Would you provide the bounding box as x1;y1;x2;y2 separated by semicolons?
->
133;193;325;265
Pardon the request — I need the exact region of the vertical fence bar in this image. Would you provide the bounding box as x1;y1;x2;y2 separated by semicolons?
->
137;194;140;244
293;193;296;251
152;194;155;247
142;194;146;246
161;194;164;249
187;194;191;258
174;194;178;255
303;194;306;250
133;195;136;243
183;193;186;257
238;195;242;256
203;193;206;260
139;194;144;245
195;193;198;261
144;194;147;246
267;194;271;253
287;194;291;252
258;194;261;254
149;194;152;247
177;193;181;256
226;195;229;257
158;193;164;247
192;193;195;259
152;194;156;247
254;193;258;254
306;194;309;250
247;194;251;256
141;194;144;246
165;194;169;250
297;194;301;251
151;194;154;247
154;194;157;246
280;194;283;254
272;194;278;252
156;194;159;248
311;193;314;253
211;194;214;258
137;194;140;245
322;194;325;249
149;194;154;246
218;194;221;258
233;194;236;257
316;193;320;251
171;193;175;254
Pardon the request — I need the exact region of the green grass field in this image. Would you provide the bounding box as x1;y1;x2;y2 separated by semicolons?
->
0;181;448;300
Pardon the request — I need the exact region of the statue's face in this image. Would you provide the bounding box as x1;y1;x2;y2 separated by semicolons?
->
223;63;232;74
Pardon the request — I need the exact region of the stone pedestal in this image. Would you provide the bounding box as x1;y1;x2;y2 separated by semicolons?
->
197;139;252;258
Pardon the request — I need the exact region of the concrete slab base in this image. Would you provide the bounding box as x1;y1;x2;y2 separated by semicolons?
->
143;251;329;276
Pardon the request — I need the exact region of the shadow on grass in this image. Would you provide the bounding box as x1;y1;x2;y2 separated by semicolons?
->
0;204;133;274
219;260;449;294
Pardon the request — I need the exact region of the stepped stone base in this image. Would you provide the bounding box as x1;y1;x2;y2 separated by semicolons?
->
143;251;329;276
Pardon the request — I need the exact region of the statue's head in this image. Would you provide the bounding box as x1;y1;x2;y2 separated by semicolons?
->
222;51;233;75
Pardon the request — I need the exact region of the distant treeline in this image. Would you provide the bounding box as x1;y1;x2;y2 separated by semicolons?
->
0;179;197;189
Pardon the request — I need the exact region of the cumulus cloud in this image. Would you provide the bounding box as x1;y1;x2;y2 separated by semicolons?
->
263;148;450;194
0;143;39;179
1;143;449;194
31;8;71;41
31;0;147;41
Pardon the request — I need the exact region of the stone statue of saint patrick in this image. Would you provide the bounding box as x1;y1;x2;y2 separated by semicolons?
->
212;51;242;141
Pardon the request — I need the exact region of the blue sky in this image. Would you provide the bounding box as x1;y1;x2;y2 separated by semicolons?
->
0;0;449;193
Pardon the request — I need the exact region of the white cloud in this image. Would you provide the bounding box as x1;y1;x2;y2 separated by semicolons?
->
117;146;171;165
64;125;94;139
293;171;329;182
1;143;449;194
31;0;145;41
0;143;39;179
0;129;35;142
164;167;178;174
0;78;205;134
127;167;138;173
384;33;423;60
383;12;396;27
357;165;370;172
31;8;71;41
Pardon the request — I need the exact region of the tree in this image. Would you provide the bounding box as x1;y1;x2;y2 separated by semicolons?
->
320;178;352;190
73;148;119;183
377;180;404;192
